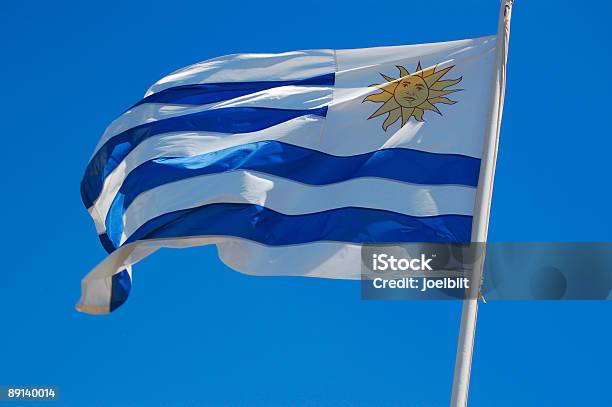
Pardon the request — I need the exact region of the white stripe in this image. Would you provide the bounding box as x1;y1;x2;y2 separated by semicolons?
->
91;85;333;157
77;237;361;313
80;234;452;312
217;239;362;279
334;37;494;72
146;50;336;96
121;170;475;244
90;116;324;232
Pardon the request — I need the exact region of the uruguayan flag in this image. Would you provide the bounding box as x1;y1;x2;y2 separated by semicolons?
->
78;36;497;314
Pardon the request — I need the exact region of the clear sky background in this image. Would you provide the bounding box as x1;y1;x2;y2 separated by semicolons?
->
1;1;611;406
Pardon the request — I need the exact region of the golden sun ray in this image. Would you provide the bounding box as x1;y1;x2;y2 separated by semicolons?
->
382;109;402;131
413;108;424;122
418;65;437;78
397;65;410;77
368;98;400;119
429;96;457;105
380;73;396;82
418;100;441;115
363;61;462;130
401;107;414;126
370;81;398;94
430;78;463;90
363;92;393;103
428;89;459;98
424;66;454;87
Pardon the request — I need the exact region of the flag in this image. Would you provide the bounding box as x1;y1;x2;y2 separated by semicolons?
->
78;36;497;314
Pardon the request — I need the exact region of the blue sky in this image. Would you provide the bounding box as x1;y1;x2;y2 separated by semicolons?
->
1;1;611;406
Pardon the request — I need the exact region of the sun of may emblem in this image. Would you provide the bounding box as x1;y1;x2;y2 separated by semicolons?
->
363;62;463;131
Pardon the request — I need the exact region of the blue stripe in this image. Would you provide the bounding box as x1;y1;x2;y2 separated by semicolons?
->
110;270;131;312
98;232;117;253
103;141;480;244
100;223;131;312
104;201;469;312
122;203;473;246
130;73;335;109
81;106;328;209
102;230;131;312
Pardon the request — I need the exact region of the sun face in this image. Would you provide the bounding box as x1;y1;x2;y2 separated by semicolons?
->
395;75;429;107
363;62;463;131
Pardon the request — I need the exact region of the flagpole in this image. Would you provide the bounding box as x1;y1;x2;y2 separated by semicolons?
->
450;1;514;406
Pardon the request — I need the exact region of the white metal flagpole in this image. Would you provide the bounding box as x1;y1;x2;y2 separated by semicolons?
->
450;1;514;406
